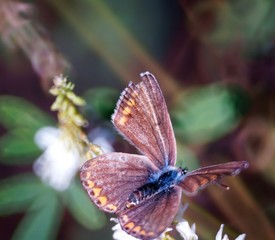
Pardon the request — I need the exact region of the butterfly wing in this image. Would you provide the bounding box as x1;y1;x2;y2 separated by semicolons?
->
80;153;158;213
179;161;249;196
118;186;182;240
112;72;176;169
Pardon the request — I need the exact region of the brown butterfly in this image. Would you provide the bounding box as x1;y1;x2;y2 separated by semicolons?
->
80;72;249;240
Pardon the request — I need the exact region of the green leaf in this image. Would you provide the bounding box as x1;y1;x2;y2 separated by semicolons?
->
83;87;118;119
176;143;199;171
0;95;55;131
12;188;62;240
0;174;45;215
65;179;106;230
0;129;41;165
172;85;240;144
206;0;275;51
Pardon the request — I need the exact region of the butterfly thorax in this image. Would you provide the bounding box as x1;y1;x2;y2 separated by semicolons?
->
125;167;186;209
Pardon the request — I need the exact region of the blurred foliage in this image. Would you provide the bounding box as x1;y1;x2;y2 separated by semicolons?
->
0;95;106;239
11;185;61;240
0;96;54;164
0;0;275;239
176;144;199;171
172;84;245;144
206;0;275;52
0;174;45;215
0;96;54;130
83;87;119;119
0;174;61;239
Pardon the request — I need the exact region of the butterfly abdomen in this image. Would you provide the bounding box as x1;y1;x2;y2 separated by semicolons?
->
126;183;158;209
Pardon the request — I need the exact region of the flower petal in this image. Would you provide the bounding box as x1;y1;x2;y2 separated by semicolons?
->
33;129;81;191
176;221;198;240
34;126;60;150
216;224;224;240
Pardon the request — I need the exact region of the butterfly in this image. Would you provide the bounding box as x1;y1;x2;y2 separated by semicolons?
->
80;72;249;240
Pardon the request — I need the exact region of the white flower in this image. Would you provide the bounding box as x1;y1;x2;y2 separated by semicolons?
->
111;218;171;240
216;224;246;240
174;203;198;240
33;126;82;191
176;220;198;240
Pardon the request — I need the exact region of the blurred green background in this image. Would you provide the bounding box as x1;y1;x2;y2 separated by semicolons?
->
0;0;275;239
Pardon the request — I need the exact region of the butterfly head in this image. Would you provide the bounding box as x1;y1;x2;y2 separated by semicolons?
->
179;167;188;175
157;166;186;186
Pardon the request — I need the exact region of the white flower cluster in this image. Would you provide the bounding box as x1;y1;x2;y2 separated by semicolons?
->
112;221;245;240
33;126;82;191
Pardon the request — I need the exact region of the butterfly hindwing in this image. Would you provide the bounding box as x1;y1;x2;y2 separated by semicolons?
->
118;186;182;240
80;153;158;213
179;161;249;196
112;72;177;169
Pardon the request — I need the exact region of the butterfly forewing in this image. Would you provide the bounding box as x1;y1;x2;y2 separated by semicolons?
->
179;161;249;196
80;153;158;213
112;72;176;169
118;186;182;240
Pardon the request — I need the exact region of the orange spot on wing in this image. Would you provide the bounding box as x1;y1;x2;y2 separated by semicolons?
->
106;204;117;211
118;116;127;125
132;226;141;233
96;196;107;206
200;179;209;185
124;222;135;230
210;175;217;181
122;106;131;115
91;187;102;197
84;180;95;188
126;99;135;106
140;230;146;237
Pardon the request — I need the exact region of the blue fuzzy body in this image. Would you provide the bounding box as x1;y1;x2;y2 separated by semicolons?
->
126;166;186;208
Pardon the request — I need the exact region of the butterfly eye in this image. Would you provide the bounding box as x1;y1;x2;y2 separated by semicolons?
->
181;167;188;175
